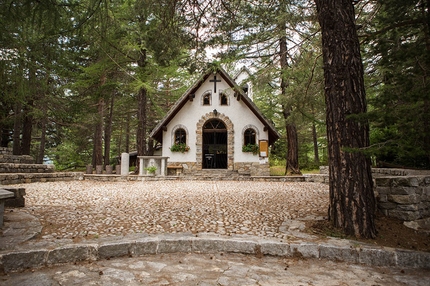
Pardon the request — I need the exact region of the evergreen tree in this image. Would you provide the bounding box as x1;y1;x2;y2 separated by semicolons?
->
364;0;430;168
315;0;376;238
209;0;319;175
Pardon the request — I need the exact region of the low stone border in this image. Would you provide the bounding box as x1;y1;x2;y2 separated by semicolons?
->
0;172;84;185
83;174;321;183
0;234;428;273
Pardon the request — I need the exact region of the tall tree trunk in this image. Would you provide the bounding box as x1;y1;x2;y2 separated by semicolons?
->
125;112;130;153
137;87;147;157
36;109;47;164
315;0;376;238
312;123;320;164
280;34;301;175
21;61;37;156
0;103;12;147
104;94;114;167
92;97;104;167
283;110;301;175
136;47;148;173
12;102;22;155
147;138;154;156
20;100;33;155
423;0;430;166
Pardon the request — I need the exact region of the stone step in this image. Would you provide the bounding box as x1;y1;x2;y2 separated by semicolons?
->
0;172;83;185
0;163;55;173
0;154;34;164
192;170;240;178
0;147;12;155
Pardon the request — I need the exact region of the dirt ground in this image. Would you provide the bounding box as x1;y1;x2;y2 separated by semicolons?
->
307;212;430;252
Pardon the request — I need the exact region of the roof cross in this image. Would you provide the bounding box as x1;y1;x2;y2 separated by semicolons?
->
209;75;221;93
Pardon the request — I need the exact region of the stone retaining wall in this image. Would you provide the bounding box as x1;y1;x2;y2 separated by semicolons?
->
374;176;430;228
0;173;84;185
0;163;55;173
319;166;430;229
234;162;270;176
1;234;429;272
0;147;10;154
166;162;269;177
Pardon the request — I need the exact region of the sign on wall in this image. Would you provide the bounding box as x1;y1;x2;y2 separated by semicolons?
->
259;140;268;157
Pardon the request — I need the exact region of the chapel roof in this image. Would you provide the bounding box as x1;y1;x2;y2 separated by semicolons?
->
150;66;280;145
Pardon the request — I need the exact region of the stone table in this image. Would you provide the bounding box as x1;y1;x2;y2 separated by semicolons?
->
0;189;14;227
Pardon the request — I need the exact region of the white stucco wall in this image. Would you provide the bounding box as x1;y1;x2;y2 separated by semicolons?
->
162;73;269;163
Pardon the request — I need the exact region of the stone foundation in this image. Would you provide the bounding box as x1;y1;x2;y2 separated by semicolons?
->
234;162;270;176
167;162;269;177
374;174;430;232
320;166;430;231
0;172;83;185
375;176;430;224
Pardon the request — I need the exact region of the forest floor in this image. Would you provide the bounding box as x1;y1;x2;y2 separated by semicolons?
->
307;212;430;252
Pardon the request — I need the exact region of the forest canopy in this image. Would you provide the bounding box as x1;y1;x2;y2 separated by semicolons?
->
0;0;428;170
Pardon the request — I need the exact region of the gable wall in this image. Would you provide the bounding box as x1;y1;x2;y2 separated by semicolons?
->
162;73;269;166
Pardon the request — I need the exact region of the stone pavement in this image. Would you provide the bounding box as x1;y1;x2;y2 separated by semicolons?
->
2;252;429;285
0;181;429;285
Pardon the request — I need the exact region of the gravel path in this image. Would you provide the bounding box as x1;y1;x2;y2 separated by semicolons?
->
10;181;329;241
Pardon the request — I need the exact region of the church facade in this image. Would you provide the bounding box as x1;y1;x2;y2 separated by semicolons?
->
150;67;279;176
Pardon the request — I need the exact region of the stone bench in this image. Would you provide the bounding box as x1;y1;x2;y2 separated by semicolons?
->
0;189;14;228
167;165;183;176
3;187;26;208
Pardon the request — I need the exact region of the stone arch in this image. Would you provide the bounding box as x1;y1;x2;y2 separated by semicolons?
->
200;90;212;106
196;112;234;170
219;92;230;106
171;124;189;145
242;124;259;145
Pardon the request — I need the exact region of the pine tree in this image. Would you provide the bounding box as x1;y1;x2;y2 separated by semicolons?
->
364;0;430;168
315;0;376;238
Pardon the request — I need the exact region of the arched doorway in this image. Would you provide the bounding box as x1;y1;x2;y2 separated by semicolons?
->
203;119;227;169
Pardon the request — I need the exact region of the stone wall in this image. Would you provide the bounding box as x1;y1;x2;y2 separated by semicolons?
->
166;162;269;177
375;176;430;230
320;166;430;230
0;163;55;173
0;172;84;185
234;162;270;176
0;147;10;154
0;147;34;164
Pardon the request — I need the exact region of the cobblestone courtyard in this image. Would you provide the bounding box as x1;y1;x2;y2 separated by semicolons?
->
10;181;328;241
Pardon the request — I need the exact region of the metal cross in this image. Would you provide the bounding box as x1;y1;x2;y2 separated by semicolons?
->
209;75;221;93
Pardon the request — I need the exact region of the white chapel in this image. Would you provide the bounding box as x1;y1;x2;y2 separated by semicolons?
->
149;66;279;176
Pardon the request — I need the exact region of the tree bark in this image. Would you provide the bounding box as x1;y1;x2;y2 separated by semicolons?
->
12;102;22;155
312;123;320;165
20;100;33;155
92;97;104;167
36;110;47;164
136;47;148;173
136;87;147;157
104;94;114;167
423;0;430;165
315;0;376;238
280;34;301;175
285;119;301;175
0;102;12;147
125;112;130;153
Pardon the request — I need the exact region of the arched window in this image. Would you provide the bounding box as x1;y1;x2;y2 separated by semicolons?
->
175;128;186;144
203;94;211;105
220;94;228;105
244;128;256;145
